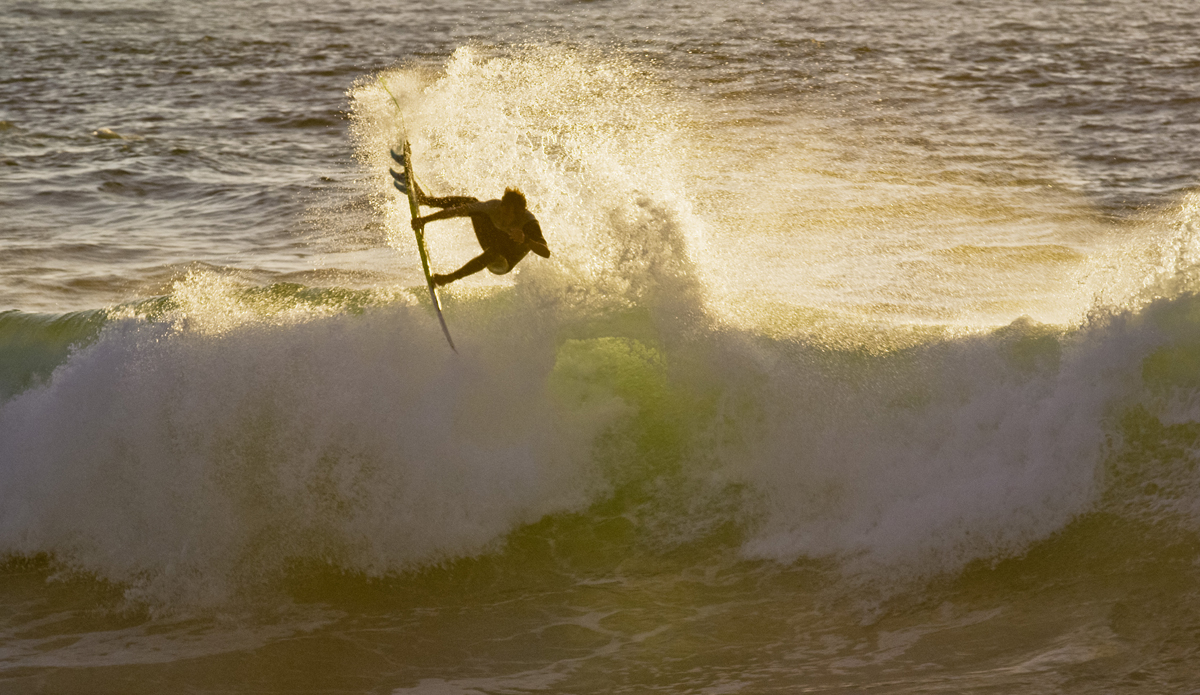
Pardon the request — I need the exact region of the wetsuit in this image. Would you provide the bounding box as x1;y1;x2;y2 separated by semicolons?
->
416;194;550;285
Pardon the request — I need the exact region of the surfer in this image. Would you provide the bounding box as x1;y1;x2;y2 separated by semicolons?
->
406;178;550;286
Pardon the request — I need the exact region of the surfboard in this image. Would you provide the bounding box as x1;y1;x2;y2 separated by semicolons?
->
390;142;456;352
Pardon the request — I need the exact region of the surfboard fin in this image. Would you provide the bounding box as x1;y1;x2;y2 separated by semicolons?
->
389;168;408;194
390;148;407;167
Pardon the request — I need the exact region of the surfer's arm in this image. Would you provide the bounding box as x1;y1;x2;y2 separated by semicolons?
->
525;237;550;258
522;220;550;258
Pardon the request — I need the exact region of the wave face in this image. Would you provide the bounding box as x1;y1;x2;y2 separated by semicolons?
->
4;29;1200;695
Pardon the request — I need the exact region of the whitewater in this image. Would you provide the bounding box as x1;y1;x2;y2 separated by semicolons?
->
3;1;1200;692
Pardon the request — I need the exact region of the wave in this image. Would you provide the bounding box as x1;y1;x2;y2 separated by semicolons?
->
9;268;1200;612
3;45;1200;613
0;309;108;402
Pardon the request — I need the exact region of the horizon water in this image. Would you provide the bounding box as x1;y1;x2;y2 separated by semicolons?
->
4;1;1200;692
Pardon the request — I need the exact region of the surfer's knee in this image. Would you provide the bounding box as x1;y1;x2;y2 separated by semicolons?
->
486;257;511;275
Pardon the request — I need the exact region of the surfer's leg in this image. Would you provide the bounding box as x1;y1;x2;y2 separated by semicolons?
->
422;195;478;209
432;249;500;286
387;163;478;208
467;219;526;275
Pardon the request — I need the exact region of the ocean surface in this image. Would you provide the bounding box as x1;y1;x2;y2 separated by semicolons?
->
3;0;1200;692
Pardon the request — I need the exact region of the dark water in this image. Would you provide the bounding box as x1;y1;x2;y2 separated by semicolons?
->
3;1;1200;693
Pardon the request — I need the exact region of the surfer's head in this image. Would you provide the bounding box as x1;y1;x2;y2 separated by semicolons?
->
500;187;527;212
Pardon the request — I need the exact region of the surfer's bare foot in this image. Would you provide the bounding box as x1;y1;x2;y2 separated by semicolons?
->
432;274;452;286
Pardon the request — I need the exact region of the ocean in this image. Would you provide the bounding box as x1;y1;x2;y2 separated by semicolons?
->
3;0;1200;692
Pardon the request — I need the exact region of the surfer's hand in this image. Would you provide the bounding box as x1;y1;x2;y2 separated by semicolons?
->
506;228;525;243
411;217;425;231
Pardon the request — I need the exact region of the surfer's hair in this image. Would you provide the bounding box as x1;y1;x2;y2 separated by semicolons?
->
501;187;527;210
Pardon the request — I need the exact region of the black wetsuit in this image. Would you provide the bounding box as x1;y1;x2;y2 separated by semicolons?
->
419;195;550;284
